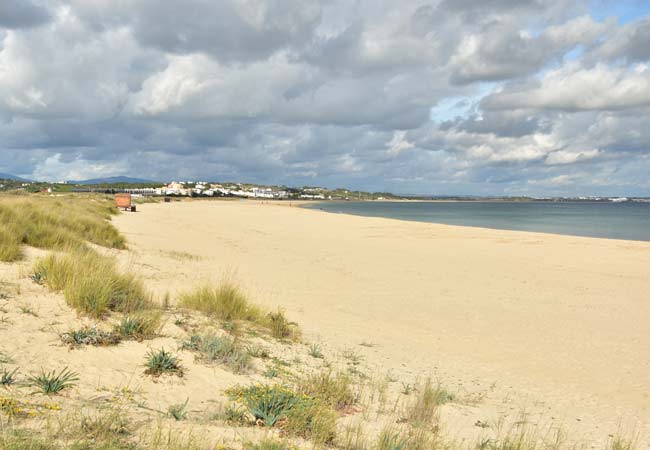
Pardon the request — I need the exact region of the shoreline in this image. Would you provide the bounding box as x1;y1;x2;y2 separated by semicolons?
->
298;199;650;244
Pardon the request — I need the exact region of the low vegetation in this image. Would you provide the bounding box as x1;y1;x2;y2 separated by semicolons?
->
181;332;251;373
115;311;162;340
33;249;152;317
404;379;453;426
0;195;125;262
0;367;18;386
26;367;79;395
168;399;189;421
60;326;122;347
295;370;357;411
226;383;338;446
179;282;299;341
144;348;184;377
244;440;297;450
179;281;261;321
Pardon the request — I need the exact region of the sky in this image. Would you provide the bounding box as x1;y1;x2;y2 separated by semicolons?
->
1;1;650;196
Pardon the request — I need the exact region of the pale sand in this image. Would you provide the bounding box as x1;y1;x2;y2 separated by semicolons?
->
109;199;650;447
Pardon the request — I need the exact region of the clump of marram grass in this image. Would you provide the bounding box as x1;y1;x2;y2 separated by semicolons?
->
144;348;184;377
0;195;125;262
404;379;453;426
181;333;251;373
60;326;122;348
33;249;152;317
374;425;443;450
115;310;162;340
266;309;300;341
605;435;637;450
179;282;300;340
26;367;79;395
179;281;261;321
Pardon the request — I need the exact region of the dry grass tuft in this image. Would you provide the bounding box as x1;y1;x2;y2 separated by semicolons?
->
179;280;300;340
33;249;152;318
404;379;453;426
179;281;261;322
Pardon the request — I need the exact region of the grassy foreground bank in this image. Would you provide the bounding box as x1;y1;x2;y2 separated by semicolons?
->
0;194;124;262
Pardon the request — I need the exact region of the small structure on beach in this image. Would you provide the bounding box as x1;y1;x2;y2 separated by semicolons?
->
115;193;136;212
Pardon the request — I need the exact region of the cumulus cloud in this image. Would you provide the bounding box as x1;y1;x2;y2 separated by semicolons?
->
483;63;650;111
0;0;649;196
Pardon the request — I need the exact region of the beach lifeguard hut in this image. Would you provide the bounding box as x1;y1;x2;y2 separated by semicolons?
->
115;193;136;212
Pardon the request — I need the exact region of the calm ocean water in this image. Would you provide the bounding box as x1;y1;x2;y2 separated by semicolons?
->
306;201;650;242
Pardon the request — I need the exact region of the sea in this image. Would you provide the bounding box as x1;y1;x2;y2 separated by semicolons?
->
305;201;650;242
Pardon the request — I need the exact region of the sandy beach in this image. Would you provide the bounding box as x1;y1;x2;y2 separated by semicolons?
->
108;199;650;447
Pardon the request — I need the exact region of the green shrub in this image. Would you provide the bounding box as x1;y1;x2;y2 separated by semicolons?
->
144;348;184;377
181;333;251;373
26;367;79;395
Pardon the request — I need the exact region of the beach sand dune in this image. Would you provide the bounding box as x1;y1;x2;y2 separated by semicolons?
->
113;200;650;447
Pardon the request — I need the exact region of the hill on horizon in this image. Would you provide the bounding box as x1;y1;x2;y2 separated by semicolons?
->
0;173;31;182
68;176;158;185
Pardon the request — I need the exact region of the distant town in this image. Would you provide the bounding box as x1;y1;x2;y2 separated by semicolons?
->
0;176;649;203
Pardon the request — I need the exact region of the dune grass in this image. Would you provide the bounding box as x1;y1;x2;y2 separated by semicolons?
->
0;195;125;262
179;281;300;340
179;281;262;321
33;249;152;318
404;379;453;426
